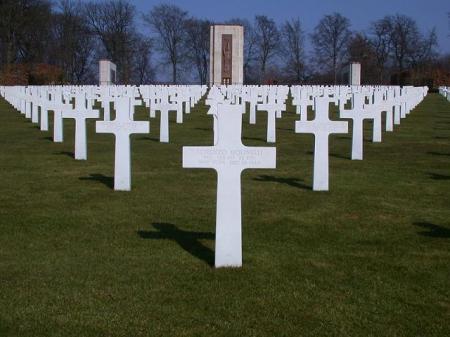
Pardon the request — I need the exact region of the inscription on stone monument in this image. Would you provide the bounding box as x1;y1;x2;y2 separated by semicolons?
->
222;34;233;85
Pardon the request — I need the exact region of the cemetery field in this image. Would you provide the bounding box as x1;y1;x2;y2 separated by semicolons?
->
1;93;449;337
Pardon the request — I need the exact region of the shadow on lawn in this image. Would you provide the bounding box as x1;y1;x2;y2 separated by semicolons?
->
79;174;114;189
54;151;74;158
137;136;160;143
307;150;349;160
137;223;214;266
428;172;450;180
242;136;266;142
254;175;312;190
427;151;450;157
413;222;450;238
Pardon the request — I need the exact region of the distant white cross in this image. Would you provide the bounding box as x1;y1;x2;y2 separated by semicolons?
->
62;93;99;160
257;101;278;143
39;92;50;131
31;89;40;124
183;103;276;268
155;99;178;143
340;93;376;160
96;97;149;191
52;91;68;143
295;96;348;191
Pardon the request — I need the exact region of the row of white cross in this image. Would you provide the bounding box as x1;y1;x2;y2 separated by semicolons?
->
0;85;207;191
205;85;428;190
184;84;427;267
0;84;428;268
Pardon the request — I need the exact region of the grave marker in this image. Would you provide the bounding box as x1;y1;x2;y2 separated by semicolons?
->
62;93;99;160
96;97;149;191
295;96;348;191
183;103;276;267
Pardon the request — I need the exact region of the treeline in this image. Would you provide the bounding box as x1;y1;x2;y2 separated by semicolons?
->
0;0;448;86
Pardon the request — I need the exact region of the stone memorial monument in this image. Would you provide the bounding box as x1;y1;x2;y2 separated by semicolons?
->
209;25;244;86
344;62;361;86
99;60;117;86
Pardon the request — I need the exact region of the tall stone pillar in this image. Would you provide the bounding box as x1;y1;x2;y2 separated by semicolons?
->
99;60;117;86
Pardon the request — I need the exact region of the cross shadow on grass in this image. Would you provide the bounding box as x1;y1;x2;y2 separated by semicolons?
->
42;136;53;142
336;136;352;140
54;151;74;158
427;152;450;157
254;175;312;190
79;174;114;189
428;172;450;180
413;222;450;238
330;153;350;160
137;136;160;143
306;150;349;160
137;223;214;266
243;136;266;142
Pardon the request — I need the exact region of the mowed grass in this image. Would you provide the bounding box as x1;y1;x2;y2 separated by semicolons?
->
0;92;449;337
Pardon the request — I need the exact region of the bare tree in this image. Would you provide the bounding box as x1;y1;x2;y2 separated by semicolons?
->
311;12;352;84
131;34;153;84
143;4;188;84
409;28;438;67
281;18;305;83
254;15;279;82
227;18;258;83
347;33;378;84
369;17;392;83
387;14;420;73
51;0;94;84
184;18;210;85
0;0;53;65
84;0;136;83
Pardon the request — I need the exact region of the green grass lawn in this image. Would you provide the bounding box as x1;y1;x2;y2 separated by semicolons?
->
0;93;449;337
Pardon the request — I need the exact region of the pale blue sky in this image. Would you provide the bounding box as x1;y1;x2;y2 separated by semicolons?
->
129;0;449;53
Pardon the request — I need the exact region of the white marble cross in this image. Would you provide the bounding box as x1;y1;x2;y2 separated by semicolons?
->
383;90;395;132
257;101;278;143
96;97;149;191
31;89;40;124
168;92;183;124
367;93;382;143
52;91;68;143
98;87;113;121
62;93;99;160
25;97;32;119
31;90;40;124
39;92;50;131
296;96;348;191
340;93;376;160
156;100;178;143
183;103;276;268
393;87;402;125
